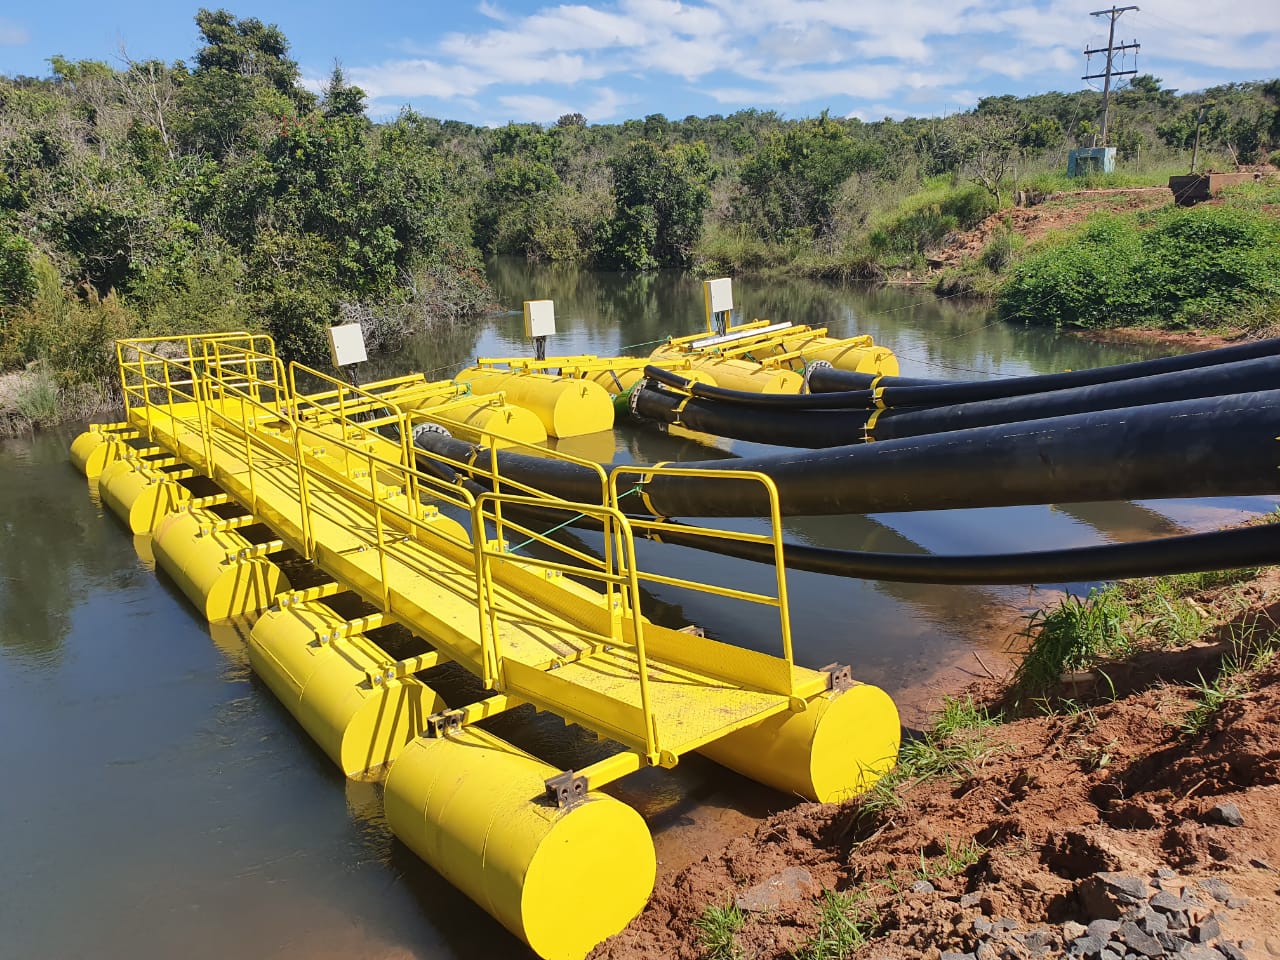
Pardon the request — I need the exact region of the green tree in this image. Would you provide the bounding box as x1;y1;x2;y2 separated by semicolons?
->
600;139;712;269
736;115;879;242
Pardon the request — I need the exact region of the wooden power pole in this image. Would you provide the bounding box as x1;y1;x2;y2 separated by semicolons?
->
1083;6;1140;147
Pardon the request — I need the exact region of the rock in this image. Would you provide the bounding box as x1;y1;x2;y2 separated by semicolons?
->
1267;936;1280;957
1150;890;1192;914
1181;949;1222;960
997;918;1021;931
1218;943;1249;960
1194;917;1223;943
940;952;976;960
733;866;819;912
1068;934;1106;958
1156;868;1177;879
1249;857;1273;871
911;879;937;895
1117;921;1164;958
1199;879;1234;904
1139;911;1168;936
1063;922;1089;941
961;892;983;908
1098;951;1122;960
1023;929;1056;956
1226;896;1249;910
974;918;994;935
1088;919;1122;941
1079;874;1151;920
1206;802;1245;827
1156;932;1193;953
977;945;1001;960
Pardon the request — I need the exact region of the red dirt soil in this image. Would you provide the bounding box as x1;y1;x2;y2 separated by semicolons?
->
593;574;1280;960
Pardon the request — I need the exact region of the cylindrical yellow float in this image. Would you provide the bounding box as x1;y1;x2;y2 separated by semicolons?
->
99;458;191;534
409;394;547;448
699;682;901;802
152;509;288;621
453;369;613;439
771;335;900;376
647;346;803;393
385;728;656;960
70;429;126;479
582;366;718;395
248;603;444;778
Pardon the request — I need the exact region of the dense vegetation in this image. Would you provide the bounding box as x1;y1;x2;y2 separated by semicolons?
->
2;9;1279;421
1001;183;1280;329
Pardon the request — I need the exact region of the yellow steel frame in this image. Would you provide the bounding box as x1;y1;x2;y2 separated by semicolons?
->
110;333;818;783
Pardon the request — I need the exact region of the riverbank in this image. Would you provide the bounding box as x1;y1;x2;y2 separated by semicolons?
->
593;548;1280;960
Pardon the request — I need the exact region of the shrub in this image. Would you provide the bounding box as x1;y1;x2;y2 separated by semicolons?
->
998;215;1143;326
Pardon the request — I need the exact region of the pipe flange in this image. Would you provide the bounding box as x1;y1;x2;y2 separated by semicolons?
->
627;378;651;422
802;360;832;395
412;421;453;447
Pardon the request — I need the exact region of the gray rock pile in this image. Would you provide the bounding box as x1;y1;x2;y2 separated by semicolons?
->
931;868;1254;960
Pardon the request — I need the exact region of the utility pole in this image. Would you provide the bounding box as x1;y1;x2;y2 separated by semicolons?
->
1083;6;1140;147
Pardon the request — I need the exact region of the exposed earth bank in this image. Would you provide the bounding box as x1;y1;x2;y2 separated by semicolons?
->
593;571;1280;960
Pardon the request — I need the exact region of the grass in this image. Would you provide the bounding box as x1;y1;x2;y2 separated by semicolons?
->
791;889;875;960
13;366;60;425
1012;587;1130;696
859;695;1000;816
913;836;986;882
1180;626;1280;735
694;901;745;960
1180;668;1251;735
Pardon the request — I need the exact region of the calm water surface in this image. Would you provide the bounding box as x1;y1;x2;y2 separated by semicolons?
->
2;260;1274;959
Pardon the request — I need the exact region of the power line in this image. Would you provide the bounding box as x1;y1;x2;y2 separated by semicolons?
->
1082;6;1140;147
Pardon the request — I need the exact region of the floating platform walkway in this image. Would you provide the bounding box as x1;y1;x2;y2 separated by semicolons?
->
72;332;900;960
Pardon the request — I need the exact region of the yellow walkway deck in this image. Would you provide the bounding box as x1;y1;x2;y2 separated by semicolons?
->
117;341;831;774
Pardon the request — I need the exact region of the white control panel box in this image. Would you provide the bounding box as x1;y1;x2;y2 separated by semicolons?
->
524;300;556;338
326;323;368;368
704;278;733;316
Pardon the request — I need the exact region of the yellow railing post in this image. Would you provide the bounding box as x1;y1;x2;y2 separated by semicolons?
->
371;450;392;613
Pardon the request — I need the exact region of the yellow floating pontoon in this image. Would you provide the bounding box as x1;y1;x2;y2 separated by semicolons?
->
71;331;900;960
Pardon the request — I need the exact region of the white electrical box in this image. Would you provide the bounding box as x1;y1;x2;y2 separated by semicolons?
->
523;300;556;338
704;278;733;316
326;323;368;368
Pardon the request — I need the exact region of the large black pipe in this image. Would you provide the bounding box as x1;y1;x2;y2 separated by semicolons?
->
871;355;1280;439
414;441;1280;584
645;520;1280;584
808;336;1280;404
646;339;1280;412
633;382;873;447
415;390;1280;517
633;355;1280;448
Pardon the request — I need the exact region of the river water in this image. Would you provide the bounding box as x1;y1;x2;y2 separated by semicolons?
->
2;260;1275;959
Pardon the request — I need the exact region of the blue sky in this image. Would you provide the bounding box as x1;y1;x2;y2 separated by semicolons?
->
1;1;1277;125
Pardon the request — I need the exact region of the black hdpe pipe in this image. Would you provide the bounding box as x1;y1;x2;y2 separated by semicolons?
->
411;435;1280;584
807;336;1280;404
635;355;1280;448
633;382;874;447
414;389;1280;518
639;520;1280;584
645;338;1280;412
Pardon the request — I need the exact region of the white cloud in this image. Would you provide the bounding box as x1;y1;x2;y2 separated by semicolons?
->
497;86;628;122
0;17;29;46
330;0;1279;123
476;1;509;22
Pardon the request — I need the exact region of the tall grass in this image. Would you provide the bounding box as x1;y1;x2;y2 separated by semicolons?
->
1012;587;1130;695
